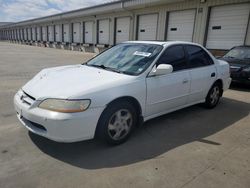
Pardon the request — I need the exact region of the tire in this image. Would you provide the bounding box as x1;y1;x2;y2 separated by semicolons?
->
204;82;222;108
96;101;137;145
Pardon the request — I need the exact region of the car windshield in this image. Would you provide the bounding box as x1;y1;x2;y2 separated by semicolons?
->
85;43;163;75
224;47;250;60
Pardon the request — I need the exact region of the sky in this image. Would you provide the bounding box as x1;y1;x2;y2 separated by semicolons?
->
0;0;117;22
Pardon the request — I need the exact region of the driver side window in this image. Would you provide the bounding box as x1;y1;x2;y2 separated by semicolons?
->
157;45;187;72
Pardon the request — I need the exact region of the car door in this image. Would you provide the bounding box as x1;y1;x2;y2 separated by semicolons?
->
146;45;191;117
184;45;217;104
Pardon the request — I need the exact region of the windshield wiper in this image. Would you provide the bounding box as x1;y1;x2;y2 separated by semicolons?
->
87;64;123;74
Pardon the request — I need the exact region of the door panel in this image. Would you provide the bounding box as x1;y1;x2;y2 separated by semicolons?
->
98;19;110;44
116;17;130;44
146;71;190;117
138;14;158;40
188;66;216;103
167;9;196;42
84;21;94;44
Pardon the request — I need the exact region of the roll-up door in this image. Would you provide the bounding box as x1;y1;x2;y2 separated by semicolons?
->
98;19;110;44
37;27;41;41
138;14;158;40
55;25;61;42
206;4;250;50
166;9;196;42
73;22;81;43
115;17;130;44
42;26;47;41
28;28;31;40
63;24;70;43
24;29;27;40
84;21;94;44
32;27;36;41
48;25;54;42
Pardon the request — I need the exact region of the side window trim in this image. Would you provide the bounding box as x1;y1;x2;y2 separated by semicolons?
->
184;44;214;69
156;44;189;72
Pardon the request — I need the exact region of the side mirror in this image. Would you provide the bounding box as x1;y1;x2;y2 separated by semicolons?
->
149;64;173;76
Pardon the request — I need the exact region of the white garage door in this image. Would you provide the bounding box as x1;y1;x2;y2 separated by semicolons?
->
116;17;130;44
73;22;81;43
167;9;196;42
32;27;36;41
28;28;32;40
98;19;110;44
206;4;250;50
63;24;70;43
48;25;54;42
138;14;158;40
55;25;60;42
37;27;41;41
42;26;47;41
84;21;94;44
24;29;27;40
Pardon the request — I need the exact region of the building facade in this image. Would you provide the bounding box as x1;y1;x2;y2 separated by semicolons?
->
0;0;249;54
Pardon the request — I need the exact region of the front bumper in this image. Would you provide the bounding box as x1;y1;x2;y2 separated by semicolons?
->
14;91;104;143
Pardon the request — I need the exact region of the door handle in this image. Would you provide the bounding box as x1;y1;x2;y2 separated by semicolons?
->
211;72;216;77
182;79;189;84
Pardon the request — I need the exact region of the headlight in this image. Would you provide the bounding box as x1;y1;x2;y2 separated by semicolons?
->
38;99;91;113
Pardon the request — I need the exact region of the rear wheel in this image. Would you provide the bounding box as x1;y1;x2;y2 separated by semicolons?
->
204;83;222;108
96;101;137;145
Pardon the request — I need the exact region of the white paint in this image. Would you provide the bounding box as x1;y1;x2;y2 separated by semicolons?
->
138;14;158;40
48;25;54;42
84;21;94;44
73;22;81;43
14;41;231;143
55;25;61;42
98;19;110;44
63;24;70;43
206;4;250;50
116;17;130;44
167;9;196;42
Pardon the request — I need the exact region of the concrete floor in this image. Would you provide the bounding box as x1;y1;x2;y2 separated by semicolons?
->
0;42;249;188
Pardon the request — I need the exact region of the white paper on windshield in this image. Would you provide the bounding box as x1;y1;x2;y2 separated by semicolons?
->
133;51;152;57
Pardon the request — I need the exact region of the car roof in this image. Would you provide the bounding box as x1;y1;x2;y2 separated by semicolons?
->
124;40;198;47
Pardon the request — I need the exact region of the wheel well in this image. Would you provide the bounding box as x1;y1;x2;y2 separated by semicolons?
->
214;79;223;96
107;96;142;115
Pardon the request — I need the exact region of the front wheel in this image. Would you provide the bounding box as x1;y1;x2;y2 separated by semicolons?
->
204;83;222;108
96;101;137;145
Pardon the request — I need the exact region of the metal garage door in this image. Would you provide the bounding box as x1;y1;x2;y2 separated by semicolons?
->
206;4;250;50
42;26;47;41
73;22;81;43
166;9;196;42
28;28;31;40
115;17;130;44
32;27;36;41
63;24;70;43
84;21;94;44
138;14;158;40
98;19;110;44
48;25;54;42
55;25;60;42
24;29;27;40
37;27;41;41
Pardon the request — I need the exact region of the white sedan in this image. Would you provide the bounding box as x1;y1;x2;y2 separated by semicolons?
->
14;41;231;145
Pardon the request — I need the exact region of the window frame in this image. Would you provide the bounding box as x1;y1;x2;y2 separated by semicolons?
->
184;44;214;69
156;44;189;72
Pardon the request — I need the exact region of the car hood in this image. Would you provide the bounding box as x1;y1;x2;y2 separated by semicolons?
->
22;65;134;100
